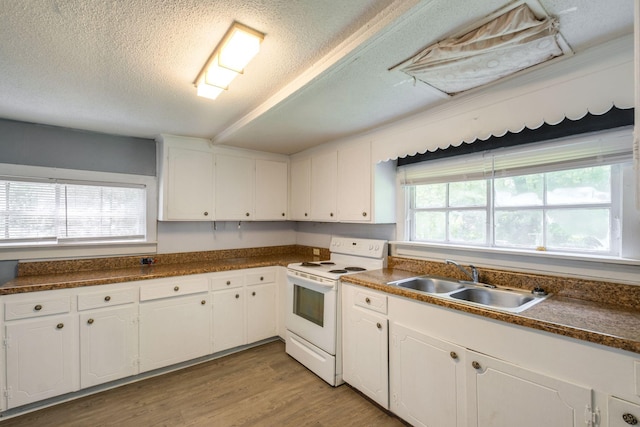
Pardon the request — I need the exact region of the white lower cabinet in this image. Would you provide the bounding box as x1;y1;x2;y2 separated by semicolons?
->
608;396;640;427
466;350;591;427
212;287;245;352
390;322;465;427
139;293;212;372
79;306;138;388
342;286;389;409
5;313;78;409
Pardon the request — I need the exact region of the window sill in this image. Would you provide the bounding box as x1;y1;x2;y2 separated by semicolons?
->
0;241;157;261
390;241;640;285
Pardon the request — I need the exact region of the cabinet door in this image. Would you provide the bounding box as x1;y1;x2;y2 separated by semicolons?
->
342;305;389;409
338;142;371;222
212;289;245;352
139;294;212;372
215;154;255;220
255;159;288;220
390;322;465;427
163;145;214;220
290;157;311;220
310;151;337;221
247;283;277;343
5;314;78;408
79;305;138;388
467;350;592;427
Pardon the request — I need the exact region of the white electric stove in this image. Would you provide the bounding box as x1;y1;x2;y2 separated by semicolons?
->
285;236;387;386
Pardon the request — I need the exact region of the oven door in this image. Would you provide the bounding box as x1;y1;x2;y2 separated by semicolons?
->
285;271;337;355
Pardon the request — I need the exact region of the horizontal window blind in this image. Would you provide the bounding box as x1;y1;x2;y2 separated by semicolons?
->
399;128;633;185
0;178;146;244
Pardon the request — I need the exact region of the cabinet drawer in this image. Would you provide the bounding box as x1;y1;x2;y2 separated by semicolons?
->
5;296;71;320
354;289;387;314
210;273;245;291
78;288;137;311
246;269;276;286
608;396;640;427
140;277;209;301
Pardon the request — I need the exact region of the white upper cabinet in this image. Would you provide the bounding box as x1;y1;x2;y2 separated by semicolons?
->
310;150;338;221
290;156;311;220
215;153;255;220
157;135;215;221
290;141;396;223
337;141;371;222
255;159;288;220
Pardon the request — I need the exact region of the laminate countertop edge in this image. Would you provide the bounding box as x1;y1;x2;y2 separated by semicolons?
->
342;269;640;355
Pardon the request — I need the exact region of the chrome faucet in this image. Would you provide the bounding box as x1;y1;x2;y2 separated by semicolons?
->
445;259;479;283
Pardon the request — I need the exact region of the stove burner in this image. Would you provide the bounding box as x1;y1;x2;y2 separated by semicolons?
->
320;262;336;265
328;269;348;274
300;262;321;267
344;266;366;272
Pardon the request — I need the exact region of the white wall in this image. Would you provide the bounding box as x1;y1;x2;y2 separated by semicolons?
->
157;221;297;253
294;222;395;248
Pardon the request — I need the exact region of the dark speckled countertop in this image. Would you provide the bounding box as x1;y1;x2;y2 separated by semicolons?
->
342;265;640;355
0;245;326;294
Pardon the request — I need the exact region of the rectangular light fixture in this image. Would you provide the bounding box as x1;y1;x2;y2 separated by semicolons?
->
194;22;264;100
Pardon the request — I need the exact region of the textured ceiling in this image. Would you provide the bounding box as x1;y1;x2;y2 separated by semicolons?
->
0;0;634;154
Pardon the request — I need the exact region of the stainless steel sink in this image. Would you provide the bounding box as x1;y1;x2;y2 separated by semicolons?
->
387;275;549;313
390;276;465;294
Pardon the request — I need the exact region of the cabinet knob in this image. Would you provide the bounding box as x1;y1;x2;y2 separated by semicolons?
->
104;296;111;302
622;413;638;425
304;213;308;217
450;351;458;360
260;276;264;281
87;318;94;325
201;300;206;305
245;212;250;217
281;213;285;217
376;322;382;330
204;211;209;216
226;280;231;286
56;323;64;329
365;297;371;304
472;361;481;370
252;291;256;296
174;286;180;292
235;294;240;299
34;304;43;311
362;212;367;217
330;212;334;217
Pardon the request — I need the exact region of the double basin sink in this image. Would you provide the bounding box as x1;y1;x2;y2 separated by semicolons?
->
387;276;549;313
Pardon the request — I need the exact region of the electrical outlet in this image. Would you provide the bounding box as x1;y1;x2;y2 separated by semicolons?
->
312;248;320;256
140;257;155;265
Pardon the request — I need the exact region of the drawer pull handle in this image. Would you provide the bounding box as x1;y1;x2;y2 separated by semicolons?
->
281;213;285;217
34;304;43;311
56;323;64;329
201;300;206;305
87;318;94;325
365;297;371;304
450;351;458;360
174;286;180;292
235;294;240;299
362;212;367;217
104;296;111;302
252;291;256;296
245;212;250;217
204;211;209;216
472;361;481;370
260;276;264;281
376;322;382;330
623;413;638;425
226;281;231;285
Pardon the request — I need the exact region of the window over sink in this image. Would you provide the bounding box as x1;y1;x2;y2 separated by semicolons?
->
399;128;634;258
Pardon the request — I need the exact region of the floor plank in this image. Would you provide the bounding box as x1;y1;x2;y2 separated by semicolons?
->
1;341;406;426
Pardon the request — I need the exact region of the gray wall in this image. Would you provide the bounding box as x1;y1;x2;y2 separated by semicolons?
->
0;119;156;176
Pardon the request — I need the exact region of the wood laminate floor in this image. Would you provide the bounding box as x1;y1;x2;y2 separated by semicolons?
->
1;341;406;426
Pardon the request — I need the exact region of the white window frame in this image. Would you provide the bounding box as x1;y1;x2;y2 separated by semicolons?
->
393;129;640;285
0;163;157;260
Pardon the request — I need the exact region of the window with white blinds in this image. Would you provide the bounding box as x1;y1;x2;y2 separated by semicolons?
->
0;179;146;244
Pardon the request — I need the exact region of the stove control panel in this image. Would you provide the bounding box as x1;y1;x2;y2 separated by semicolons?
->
329;237;387;259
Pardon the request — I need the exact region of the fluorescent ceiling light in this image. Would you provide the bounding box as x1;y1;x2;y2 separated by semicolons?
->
194;22;264;100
